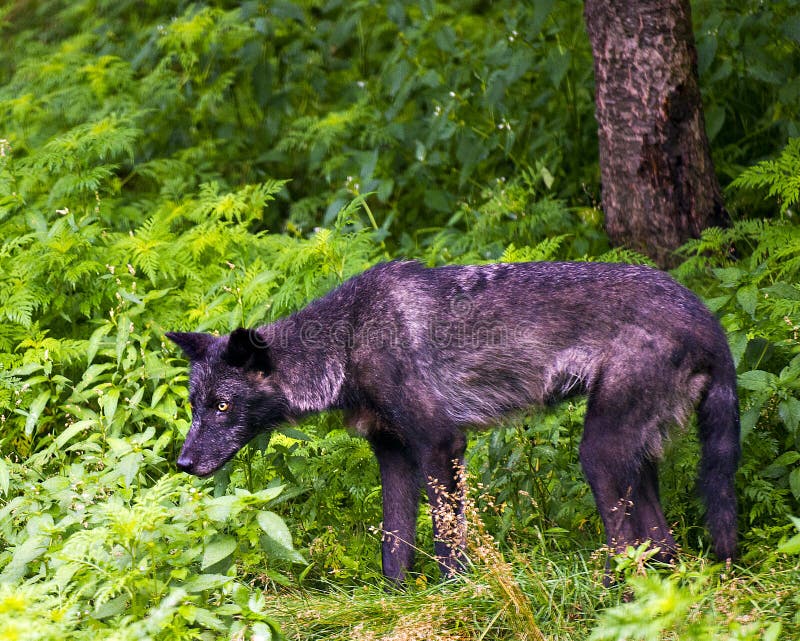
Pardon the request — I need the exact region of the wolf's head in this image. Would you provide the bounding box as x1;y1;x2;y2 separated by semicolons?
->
166;328;290;476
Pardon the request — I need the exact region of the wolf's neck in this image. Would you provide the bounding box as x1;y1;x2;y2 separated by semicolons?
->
263;284;355;413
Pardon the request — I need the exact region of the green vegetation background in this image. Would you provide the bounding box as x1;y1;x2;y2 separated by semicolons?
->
1;1;800;639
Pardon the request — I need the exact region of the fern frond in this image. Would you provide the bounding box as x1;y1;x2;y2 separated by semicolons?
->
34;116;139;173
79;55;133;99
113;216;179;284
190;180;288;224
50;165;117;199
278;102;371;154
592;247;655;266
0;233;36;258
0;278;50;327
732;138;800;213
500;236;568;262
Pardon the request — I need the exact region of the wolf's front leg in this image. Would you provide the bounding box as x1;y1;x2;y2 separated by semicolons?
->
372;436;422;583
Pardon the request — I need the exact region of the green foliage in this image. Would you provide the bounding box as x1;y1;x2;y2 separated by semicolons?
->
694;1;800;187
2;0;800;639
0;430;297;639
471;404;598;546
592;548;785;641
731;137;800;213
250;424;384;583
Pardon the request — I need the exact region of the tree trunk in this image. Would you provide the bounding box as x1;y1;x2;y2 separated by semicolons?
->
584;0;728;268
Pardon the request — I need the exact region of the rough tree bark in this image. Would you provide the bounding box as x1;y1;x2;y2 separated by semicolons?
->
584;0;729;268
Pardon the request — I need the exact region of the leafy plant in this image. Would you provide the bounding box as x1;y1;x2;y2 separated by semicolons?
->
2;1;800;639
591;553;784;641
0;428;301;639
731;137;800;214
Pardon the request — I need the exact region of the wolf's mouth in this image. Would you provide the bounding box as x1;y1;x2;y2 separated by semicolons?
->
177;452;233;477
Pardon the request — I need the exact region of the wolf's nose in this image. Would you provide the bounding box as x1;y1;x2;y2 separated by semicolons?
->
176;454;193;472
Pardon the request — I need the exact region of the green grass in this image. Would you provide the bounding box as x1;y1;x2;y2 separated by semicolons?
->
264;506;800;641
265;551;800;641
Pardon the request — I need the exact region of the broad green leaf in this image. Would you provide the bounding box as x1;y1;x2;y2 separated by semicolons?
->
257;511;294;549
93;594;128;619
189;607;227;631
72;363;115;398
102;388;120;426
737;370;776;392
739;405;761;441
128;385;145;408
251;485;285;503
705;104;725;141
116;452;142;486
735;284;759;315
131;425;155;445
0;458;9;496
106;437;132;456
151;383;170;408
251;621;274;641
727;331;748;367
790;468;800;501
763;622;782;641
712;267;744;286
55;420;94;449
771;451;800;467
201;535;238;570
184;574;234;593
86;323;112;366
778;398;800;433
277;426;311;441
11;363;43;377
764;282;800;300
257;510;305;563
204;494;240;522
42;476;70;493
115;315;131;364
0;535;50;582
23;391;51;437
213;464;232;498
777;533;800;555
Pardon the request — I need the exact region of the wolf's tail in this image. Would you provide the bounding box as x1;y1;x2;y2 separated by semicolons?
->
696;346;741;561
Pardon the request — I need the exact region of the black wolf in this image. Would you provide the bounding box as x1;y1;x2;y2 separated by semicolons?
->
166;260;740;582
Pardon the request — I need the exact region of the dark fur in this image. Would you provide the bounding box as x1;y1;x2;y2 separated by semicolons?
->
167;260;740;581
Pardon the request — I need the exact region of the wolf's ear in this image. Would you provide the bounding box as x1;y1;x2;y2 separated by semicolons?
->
223;328;272;373
165;332;216;361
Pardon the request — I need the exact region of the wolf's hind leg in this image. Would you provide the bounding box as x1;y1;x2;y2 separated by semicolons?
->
579;410;641;557
580;390;676;584
629;459;676;563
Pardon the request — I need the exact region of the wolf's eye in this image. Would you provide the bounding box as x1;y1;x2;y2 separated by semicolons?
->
217;401;230;412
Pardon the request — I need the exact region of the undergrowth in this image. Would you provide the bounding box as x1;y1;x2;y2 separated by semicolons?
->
2;1;800;639
267;499;800;641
